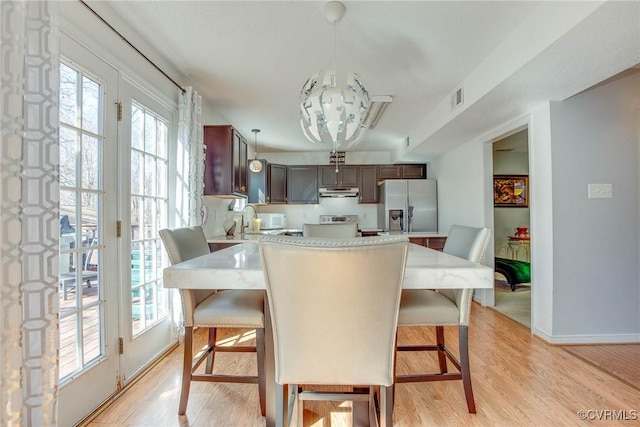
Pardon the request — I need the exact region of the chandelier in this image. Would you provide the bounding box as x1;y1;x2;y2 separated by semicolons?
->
300;1;371;152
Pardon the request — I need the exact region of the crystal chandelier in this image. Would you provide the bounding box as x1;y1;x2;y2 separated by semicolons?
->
300;1;371;152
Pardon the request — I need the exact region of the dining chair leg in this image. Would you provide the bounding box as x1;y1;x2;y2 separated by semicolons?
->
178;326;194;415
276;383;289;427
205;327;217;374
256;327;266;416
380;385;393;427
459;325;476;413
296;385;304;427
436;326;448;374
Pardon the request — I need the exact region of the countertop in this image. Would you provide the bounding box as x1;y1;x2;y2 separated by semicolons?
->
206;230;448;244
165;241;492;290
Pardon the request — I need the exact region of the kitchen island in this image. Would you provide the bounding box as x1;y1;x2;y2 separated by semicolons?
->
164;241;491;427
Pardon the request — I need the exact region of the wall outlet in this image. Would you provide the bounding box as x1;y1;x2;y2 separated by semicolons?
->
588;183;613;199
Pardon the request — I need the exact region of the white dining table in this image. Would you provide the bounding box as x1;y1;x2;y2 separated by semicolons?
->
163;241;493;426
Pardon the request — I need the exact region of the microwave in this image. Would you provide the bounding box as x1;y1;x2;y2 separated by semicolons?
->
257;213;287;230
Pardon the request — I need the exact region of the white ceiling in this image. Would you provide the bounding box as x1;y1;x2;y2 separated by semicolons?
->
97;1;640;160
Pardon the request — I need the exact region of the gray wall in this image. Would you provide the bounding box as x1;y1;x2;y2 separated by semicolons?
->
549;71;640;338
431;70;640;343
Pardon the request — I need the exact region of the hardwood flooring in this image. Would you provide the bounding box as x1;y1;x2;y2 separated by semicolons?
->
561;344;640;392
86;303;640;427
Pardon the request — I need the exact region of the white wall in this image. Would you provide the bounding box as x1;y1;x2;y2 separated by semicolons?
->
548;71;640;341
529;103;554;340
430;141;487;232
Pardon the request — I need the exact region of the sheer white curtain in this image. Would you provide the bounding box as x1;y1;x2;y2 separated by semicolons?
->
1;1;60;425
175;86;203;227
172;87;203;334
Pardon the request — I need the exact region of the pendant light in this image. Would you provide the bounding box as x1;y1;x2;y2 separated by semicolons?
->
249;129;263;173
300;1;371;152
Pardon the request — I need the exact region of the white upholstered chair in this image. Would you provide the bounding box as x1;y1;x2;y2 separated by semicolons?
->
159;226;265;416
302;222;358;238
396;225;491;414
259;235;409;427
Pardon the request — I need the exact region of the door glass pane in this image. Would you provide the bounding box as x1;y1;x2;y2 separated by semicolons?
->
82;76;100;134
58;61;106;382
59;63;78;127
59;127;78;188
130;101;169;336
82;135;99;189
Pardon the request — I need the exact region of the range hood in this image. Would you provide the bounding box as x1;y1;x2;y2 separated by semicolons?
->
319;187;359;198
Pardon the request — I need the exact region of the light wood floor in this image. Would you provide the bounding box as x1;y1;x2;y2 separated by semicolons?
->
87;303;640;427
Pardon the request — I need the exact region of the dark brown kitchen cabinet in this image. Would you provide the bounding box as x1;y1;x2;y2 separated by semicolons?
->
408;236;447;251
287;165;318;204
318;165;358;187
402;163;427;179
358;165;379;203
269;163;287;203
203;125;247;196
248;161;287;204
208;242;241;252
378;164;402;180
378;163;427;180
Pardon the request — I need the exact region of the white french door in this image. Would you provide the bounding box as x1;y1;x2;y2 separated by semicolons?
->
58;33;177;425
57;33;120;427
118;79;176;380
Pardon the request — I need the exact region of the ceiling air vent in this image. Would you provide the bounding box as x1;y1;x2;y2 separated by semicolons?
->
451;87;464;110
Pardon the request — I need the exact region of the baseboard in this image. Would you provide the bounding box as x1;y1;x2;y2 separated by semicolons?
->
533;329;640;344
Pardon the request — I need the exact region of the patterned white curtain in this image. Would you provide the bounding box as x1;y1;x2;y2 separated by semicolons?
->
0;1;60;426
175;86;203;227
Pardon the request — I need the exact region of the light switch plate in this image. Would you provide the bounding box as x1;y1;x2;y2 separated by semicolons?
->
588;183;613;199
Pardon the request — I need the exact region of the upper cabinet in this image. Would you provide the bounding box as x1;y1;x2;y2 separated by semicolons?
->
203;125;247;196
269;164;287;204
379;163;426;180
249;161;287;204
287;165;318;204
245;160;426;204
401;164;427;179
358;165;378;204
318;165;358;187
378;164;402;180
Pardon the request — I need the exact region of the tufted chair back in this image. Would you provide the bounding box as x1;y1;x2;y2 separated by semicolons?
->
260;235;408;386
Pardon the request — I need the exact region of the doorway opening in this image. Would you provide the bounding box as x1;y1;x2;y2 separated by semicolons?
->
492;128;531;328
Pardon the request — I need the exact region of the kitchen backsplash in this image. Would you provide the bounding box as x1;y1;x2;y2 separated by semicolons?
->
201;196;379;238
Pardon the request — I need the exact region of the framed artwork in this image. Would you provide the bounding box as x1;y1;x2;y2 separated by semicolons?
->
494;175;528;207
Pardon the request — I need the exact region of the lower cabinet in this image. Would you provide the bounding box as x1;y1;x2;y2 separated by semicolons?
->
208;242;241;252
408;236;447;251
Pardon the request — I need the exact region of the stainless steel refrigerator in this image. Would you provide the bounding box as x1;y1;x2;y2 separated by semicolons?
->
377;180;438;232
